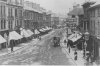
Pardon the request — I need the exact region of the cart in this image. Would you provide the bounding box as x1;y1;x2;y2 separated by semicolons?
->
53;36;60;47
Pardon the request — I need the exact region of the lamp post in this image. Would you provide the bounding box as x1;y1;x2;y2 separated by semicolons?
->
84;31;89;58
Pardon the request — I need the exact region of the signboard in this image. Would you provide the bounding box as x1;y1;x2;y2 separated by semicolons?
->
67;18;77;23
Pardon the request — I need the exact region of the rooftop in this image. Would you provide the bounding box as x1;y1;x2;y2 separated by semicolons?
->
68;7;84;16
89;2;100;9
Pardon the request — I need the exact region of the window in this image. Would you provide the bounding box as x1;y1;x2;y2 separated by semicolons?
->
15;9;17;17
94;21;95;34
1;5;2;17
98;21;100;35
4;5;5;17
0;19;6;29
1;20;3;29
98;8;100;17
4;20;6;29
0;4;1;18
8;20;13;29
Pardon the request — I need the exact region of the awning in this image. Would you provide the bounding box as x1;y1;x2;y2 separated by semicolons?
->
26;29;34;36
0;35;6;44
39;29;45;32
34;29;40;34
70;34;82;42
21;29;30;37
9;31;23;40
42;28;47;31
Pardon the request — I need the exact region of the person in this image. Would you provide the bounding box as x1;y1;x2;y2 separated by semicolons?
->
69;47;70;53
39;36;41;40
74;50;78;60
10;40;14;52
64;39;67;46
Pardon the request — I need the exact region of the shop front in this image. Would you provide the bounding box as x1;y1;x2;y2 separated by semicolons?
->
9;31;23;47
86;35;99;63
94;37;100;64
0;30;9;49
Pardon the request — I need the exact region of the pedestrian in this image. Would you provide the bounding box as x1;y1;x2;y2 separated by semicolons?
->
10;40;14;52
69;47;70;53
64;39;67;46
39;36;41;40
83;49;85;58
74;50;77;60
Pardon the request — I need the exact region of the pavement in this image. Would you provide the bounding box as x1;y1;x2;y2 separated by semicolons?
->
61;31;98;66
0;39;38;56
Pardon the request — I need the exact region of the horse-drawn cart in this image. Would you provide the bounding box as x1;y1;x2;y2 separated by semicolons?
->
53;36;60;47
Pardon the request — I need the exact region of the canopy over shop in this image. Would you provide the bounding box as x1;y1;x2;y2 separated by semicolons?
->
0;35;6;44
67;33;84;50
9;31;23;40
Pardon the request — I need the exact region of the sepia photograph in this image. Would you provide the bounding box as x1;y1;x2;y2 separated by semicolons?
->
0;0;99;66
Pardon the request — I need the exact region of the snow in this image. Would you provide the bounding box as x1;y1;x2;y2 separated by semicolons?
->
21;29;30;37
68;33;82;42
26;29;34;36
34;29;40;34
9;31;23;40
70;34;82;42
0;35;6;44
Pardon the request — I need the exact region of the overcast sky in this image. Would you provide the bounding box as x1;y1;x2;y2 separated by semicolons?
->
25;0;100;15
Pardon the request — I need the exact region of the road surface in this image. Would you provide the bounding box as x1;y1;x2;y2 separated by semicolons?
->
0;28;76;65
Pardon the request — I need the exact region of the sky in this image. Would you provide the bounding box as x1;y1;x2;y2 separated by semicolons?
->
25;0;100;16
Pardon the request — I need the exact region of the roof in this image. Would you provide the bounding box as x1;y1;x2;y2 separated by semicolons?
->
68;8;84;16
24;5;43;13
89;2;100;9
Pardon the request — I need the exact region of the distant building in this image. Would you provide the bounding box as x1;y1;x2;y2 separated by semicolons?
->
51;13;60;28
67;4;84;30
24;1;51;29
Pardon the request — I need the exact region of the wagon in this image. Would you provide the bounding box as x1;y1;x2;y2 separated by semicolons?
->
53;36;60;47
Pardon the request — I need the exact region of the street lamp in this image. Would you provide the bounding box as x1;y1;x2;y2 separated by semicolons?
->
84;31;89;58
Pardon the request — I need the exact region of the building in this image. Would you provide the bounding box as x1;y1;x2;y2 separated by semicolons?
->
67;4;84;30
81;1;100;65
0;0;8;36
0;0;24;49
87;2;100;65
23;1;40;30
23;1;51;30
6;0;24;32
0;0;8;49
51;13;60;28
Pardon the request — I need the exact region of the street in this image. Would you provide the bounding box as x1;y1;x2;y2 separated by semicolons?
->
0;28;76;65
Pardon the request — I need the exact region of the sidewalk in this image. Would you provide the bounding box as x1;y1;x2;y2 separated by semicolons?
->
62;31;98;66
61;32;86;66
65;48;86;66
0;30;54;57
0;39;38;57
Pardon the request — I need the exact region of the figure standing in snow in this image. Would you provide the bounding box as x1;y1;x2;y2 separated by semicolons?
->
74;50;78;60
